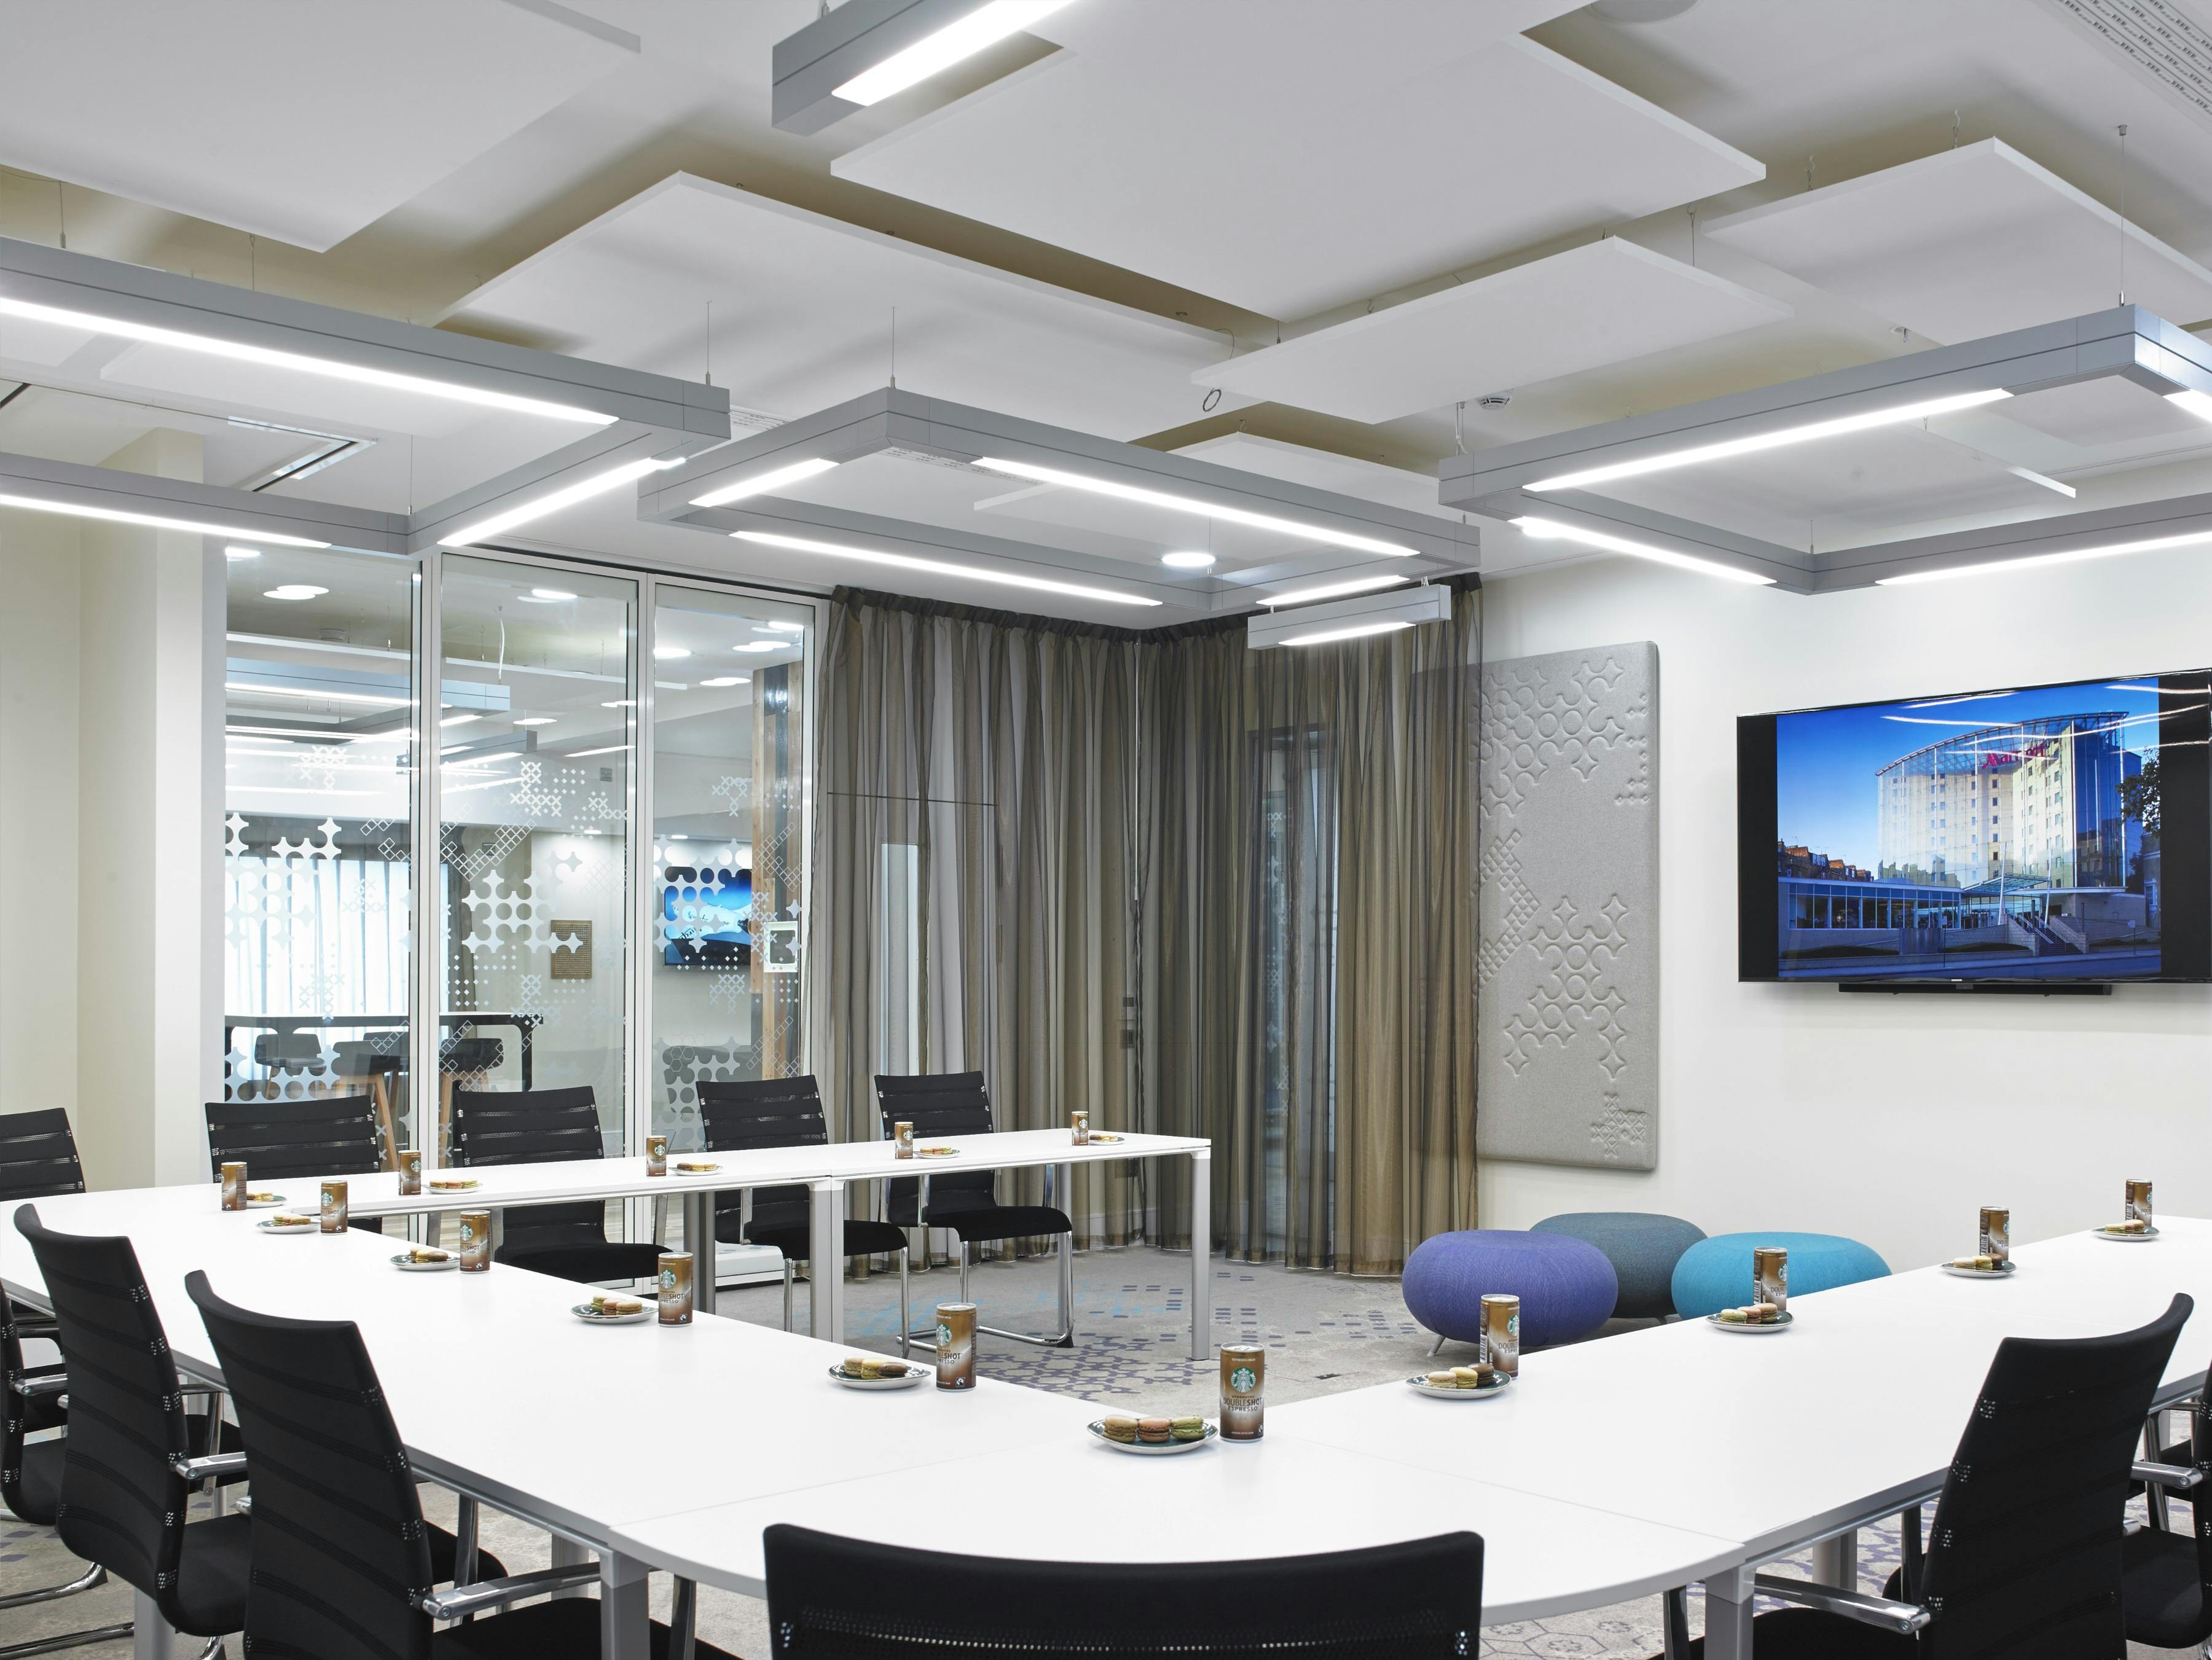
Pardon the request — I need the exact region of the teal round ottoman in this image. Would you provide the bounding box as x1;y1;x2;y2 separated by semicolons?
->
1531;1213;1706;1320
1402;1229;1618;1350
1670;1231;1890;1319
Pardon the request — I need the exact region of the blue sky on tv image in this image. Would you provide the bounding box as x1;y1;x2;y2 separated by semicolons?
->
663;866;751;965
1772;675;2162;981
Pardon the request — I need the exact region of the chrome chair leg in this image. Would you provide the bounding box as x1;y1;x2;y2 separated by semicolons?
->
781;1257;795;1334
0;1618;138;1659
0;1560;106;1611
670;1576;698;1660
2147;1416;2173;1532
195;1637;224;1660
1428;1333;1447;1358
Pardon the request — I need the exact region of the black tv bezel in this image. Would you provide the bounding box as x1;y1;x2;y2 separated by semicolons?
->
1738;669;2211;986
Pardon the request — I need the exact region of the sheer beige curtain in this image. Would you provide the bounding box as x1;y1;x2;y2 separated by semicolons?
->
1143;581;1480;1273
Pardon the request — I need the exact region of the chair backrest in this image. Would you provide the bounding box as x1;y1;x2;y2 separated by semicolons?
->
439;1037;504;1075
205;1093;384;1181
186;1271;435;1660
1;1277;58;1525
12;1204;196;1618
699;1076;827;1232
448;1086;606;1250
876;1072;997;1211
1916;1291;2191;1660
763;1524;1484;1659
253;1033;327;1073
0;1109;86;1207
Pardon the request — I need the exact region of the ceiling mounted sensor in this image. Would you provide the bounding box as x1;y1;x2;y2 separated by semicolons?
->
1247;584;1453;650
772;0;1073;134
1586;0;1699;20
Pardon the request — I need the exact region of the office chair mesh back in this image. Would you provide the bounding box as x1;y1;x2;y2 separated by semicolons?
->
698;1076;828;1237
1914;1291;2191;1660
204;1093;384;1181
763;1525;1484;1659
0;1109;86;1207
448;1086;610;1255
186;1272;436;1660
12;1205;195;1615
876;1073;998;1223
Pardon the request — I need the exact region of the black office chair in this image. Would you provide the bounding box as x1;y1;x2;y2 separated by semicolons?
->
204;1093;387;1235
0;1111;133;1657
698;1076;909;1352
447;1086;663;1283
1651;1292;2193;1658
763;1524;1484;1658
184;1270;731;1660
876;1071;1075;1349
2120;1387;2212;1650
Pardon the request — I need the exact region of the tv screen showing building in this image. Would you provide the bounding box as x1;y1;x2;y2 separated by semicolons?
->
1770;678;2163;981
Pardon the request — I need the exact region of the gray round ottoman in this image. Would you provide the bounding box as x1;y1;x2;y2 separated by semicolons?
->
1530;1212;1706;1320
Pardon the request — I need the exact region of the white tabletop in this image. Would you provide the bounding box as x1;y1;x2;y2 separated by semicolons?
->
611;1433;1742;1624
1273;1218;2212;1560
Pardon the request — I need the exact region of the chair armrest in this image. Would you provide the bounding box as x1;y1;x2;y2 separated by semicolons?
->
171;1452;249;1482
415;1562;600;1620
1752;1574;1932;1634
14;1368;67;1400
2135;1460;2205;1491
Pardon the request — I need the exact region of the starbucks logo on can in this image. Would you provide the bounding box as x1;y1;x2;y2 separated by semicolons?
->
1507;1315;1519;1341
460;1220;477;1244
659;1267;677;1291
937;1320;954;1347
1230;1364;1257;1393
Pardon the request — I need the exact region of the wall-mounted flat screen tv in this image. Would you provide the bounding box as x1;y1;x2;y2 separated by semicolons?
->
1738;671;2210;984
662;866;751;968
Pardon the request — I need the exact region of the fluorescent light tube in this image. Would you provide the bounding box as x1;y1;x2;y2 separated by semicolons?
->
224;545;262;560
226;681;410;707
689;457;839;507
0;491;331;547
833;0;1075;104
733;529;1163;607
1525;388;2014;492
2167;390;2212;426
0;294;616;426
439;456;681;548
1259;574;1408;608
1875;527;2212;586
563;744;633;758
1282;619;1414;647
700;676;750;687
1512;516;1775;585
973;457;1418;557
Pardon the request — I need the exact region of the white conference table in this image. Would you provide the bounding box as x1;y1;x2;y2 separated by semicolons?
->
313;1129;1215;1357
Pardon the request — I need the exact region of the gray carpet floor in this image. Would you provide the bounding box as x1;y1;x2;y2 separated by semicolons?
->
0;1246;2187;1658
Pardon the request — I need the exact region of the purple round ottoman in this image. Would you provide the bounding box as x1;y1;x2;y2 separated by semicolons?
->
1403;1229;1619;1350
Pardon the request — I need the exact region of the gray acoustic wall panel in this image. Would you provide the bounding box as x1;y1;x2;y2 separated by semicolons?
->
1478;641;1659;1169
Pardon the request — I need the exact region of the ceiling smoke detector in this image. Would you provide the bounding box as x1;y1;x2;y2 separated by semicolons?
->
1477;394;1512;409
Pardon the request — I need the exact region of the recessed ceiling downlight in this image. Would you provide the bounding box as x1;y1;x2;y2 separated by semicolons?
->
263;584;328;601
1161;550;1216;570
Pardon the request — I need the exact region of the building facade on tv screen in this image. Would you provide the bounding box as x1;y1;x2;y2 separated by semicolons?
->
1773;678;2161;980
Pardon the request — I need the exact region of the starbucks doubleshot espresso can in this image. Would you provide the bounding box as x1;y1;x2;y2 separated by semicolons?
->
1979;1207;2010;1263
221;1162;247;1212
399;1150;422;1197
1754;1246;1789;1314
1220;1343;1265;1439
936;1301;977;1389
1071;1110;1089;1146
893;1121;916;1159
457;1211;492;1272
657;1252;694;1325
646;1135;668;1177
320;1180;349;1234
2128;1180;2155;1227
1480;1294;1521;1377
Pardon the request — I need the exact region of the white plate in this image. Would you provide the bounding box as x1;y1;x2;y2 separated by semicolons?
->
2095;1226;2159;1243
573;1303;653;1325
1087;1133;1126;1145
1707;1310;1794;1334
1405;1372;1512;1400
392;1253;457;1273
257;1219;318;1234
915;1146;960;1159
1088;1420;1217;1455
243;1195;290;1210
1939;1261;2017;1280
828;1363;932;1390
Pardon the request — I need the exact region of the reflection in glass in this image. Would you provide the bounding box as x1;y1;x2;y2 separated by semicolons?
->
649;589;810;1150
437;556;635;1160
221;546;416;1167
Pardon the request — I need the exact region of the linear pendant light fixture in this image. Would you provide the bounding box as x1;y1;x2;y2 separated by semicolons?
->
1512;515;1775;585
774;0;1075;131
834;0;1075;103
734;529;1161;606
0;295;618;426
439;456;684;548
689;456;839;507
1524;388;2014;493
1874;525;2212;586
0;490;331;547
1258;573;1409;608
973;456;1419;557
1282;619;1414;647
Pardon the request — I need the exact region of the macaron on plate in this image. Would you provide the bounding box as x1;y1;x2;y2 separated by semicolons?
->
1707;1309;1794;1334
2095;1224;2159;1242
1086;1133;1125;1144
257;1216;318;1234
1089;1417;1215;1455
829;1359;930;1390
427;1178;480;1192
915;1145;960;1158
1405;1367;1511;1400
242;1193;289;1209
672;1161;721;1175
391;1251;457;1272
573;1299;652;1325
1939;1258;2017;1279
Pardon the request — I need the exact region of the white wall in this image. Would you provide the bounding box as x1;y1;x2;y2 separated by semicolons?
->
1475;546;2212;1275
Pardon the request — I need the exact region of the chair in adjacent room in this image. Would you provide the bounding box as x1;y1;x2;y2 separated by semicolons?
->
763;1524;1484;1659
697;1076;910;1352
204;1092;388;1235
876;1071;1077;1349
447;1086;664;1283
184;1270;731;1660
1647;1291;2192;1658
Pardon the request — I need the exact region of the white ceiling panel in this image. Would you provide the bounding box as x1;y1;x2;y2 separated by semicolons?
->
833;6;1762;320
0;1;635;253
1196;238;1792;423
1705;139;2212;342
441;174;1232;439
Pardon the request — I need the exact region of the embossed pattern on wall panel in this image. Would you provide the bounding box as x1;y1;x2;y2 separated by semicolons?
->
1478;643;1659;1170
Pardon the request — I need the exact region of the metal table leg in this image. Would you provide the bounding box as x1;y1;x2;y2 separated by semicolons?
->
131;1588;178;1659
682;1190;716;1316
599;1551;651;1660
1703;1565;1754;1660
808;1178;845;1342
550;1535;590;1601
1808;1528;1856;1591
1187;1149;1212;1360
